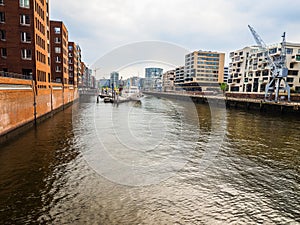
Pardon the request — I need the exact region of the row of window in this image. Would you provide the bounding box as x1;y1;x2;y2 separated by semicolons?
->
198;53;220;57
36;50;46;64
192;61;221;66
198;65;219;69
37;70;46;82
54;47;68;56
196;78;218;82
55;66;67;73
54;55;67;64
198;57;220;62
1;48;32;59
197;70;219;74
35;18;45;35
35;1;45;21
0;13;31;26
0;30;32;43
232;48;298;60
36;34;46;49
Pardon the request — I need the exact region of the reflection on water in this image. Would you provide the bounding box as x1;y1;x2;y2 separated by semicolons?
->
0;95;299;224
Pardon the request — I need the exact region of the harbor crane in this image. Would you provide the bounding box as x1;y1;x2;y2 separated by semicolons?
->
248;25;290;102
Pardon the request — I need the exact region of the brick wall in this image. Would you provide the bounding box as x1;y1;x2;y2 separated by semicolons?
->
36;89;52;117
52;88;64;110
0;77;78;136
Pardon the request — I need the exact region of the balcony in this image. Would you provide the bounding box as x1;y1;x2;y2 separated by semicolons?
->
0;71;32;80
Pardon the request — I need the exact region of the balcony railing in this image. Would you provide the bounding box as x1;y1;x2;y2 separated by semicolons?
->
0;71;32;80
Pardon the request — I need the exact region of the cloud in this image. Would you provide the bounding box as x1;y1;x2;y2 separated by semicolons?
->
50;0;300;74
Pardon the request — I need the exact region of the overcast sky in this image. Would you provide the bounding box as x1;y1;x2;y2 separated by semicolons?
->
50;0;300;78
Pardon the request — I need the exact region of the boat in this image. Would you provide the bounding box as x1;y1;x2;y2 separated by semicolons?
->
120;86;144;101
99;93;111;98
103;96;113;103
102;86;143;104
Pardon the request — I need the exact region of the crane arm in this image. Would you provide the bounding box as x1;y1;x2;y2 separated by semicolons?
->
248;25;276;76
248;25;267;48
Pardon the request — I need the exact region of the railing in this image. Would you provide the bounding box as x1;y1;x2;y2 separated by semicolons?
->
0;71;32;80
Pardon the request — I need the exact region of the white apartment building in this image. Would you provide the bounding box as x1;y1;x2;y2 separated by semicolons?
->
183;50;225;91
224;67;229;83
162;70;175;92
228;43;300;93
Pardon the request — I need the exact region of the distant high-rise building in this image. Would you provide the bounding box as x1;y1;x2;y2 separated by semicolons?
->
174;66;185;89
0;0;51;88
145;67;163;90
184;50;225;91
110;71;119;88
99;78;110;88
162;70;175;92
145;68;163;78
50;20;69;85
80;61;87;88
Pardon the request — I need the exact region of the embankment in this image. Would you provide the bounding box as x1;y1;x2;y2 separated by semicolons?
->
144;91;300;114
0;77;79;144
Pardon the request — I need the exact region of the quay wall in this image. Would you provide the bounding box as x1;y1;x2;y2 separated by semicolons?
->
226;92;300;102
0;77;79;143
144;91;300;114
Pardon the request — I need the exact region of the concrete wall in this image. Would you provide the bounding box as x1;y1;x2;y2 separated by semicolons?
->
0;77;78;138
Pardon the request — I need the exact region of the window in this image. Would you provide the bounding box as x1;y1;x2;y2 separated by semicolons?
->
20;14;30;25
68;46;73;51
55;47;61;53
19;0;30;8
21;49;32;59
21;32;31;43
0;29;5;41
1;48;7;58
54;37;61;43
54;27;61;34
55;66;61;72
0;12;5;23
269;48;277;54
55;56;61;63
286;48;293;55
0;0;4;5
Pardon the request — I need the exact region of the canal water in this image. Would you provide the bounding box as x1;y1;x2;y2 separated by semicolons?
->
0;95;299;224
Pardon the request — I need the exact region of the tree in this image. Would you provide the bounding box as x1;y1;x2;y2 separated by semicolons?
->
220;83;228;93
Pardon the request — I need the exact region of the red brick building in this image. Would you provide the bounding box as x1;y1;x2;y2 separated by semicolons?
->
68;41;79;87
0;0;51;88
50;20;68;85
